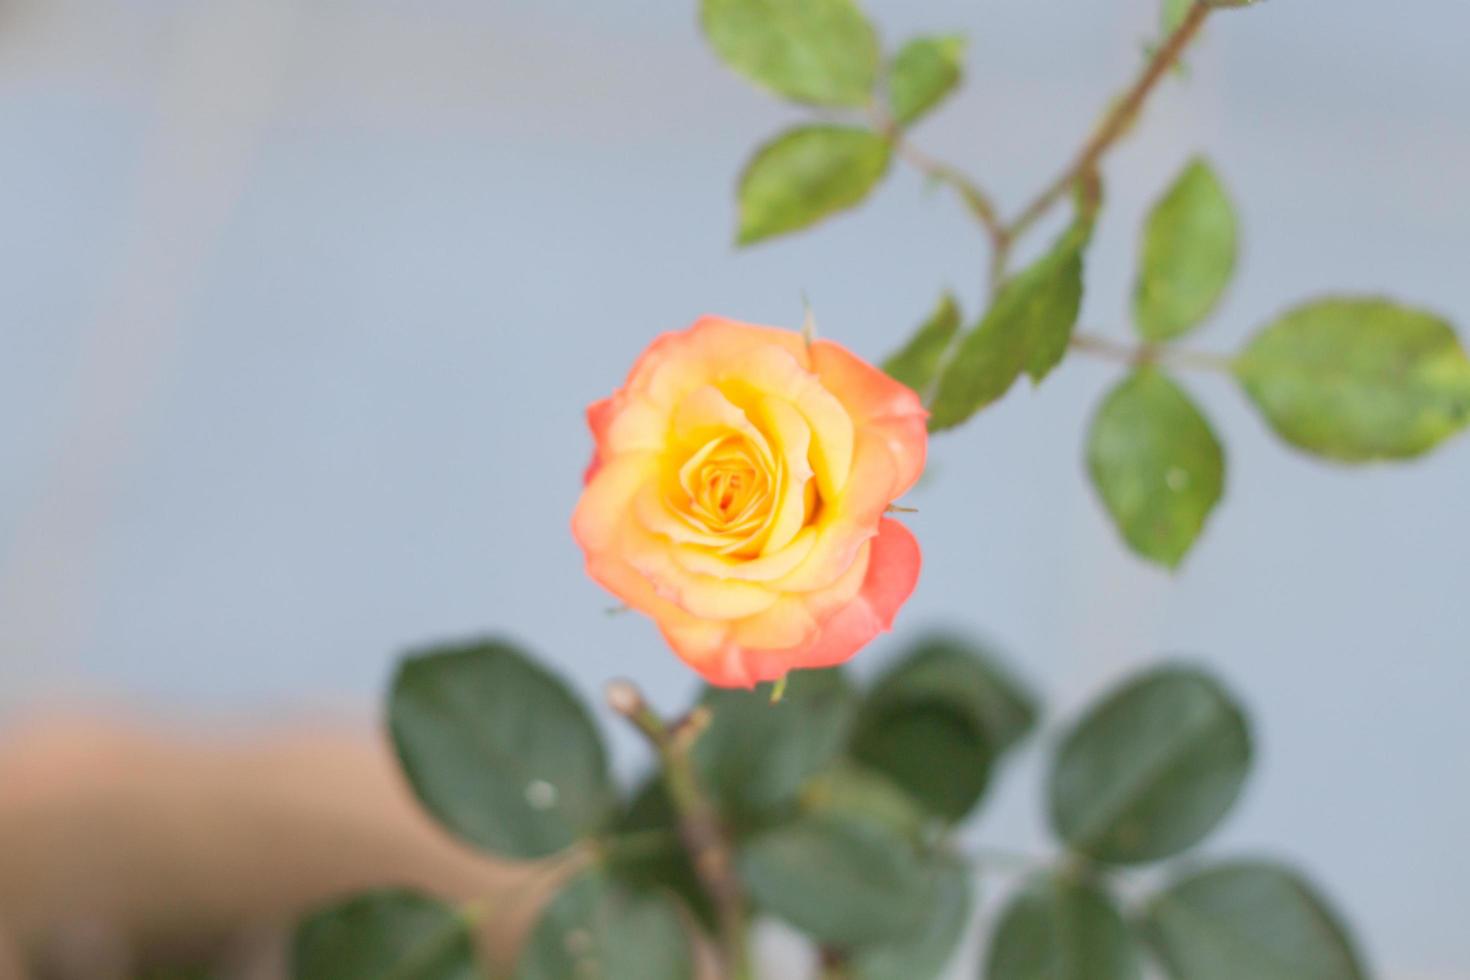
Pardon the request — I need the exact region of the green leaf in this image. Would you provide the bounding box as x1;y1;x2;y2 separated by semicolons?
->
611;777;716;931
736;125;891;245
739;816;940;947
1235;296;1470;461
928;216;1091;430
1134;158;1238;341
701;0;879;107
389;639;612;859
849;701;990;823
850;859;972;980
1143;861;1369;980
1086;368;1225;568
798;763;931;842
881;293;963;397
517;871;694;980
292;889;479;980
888;35;966;126
985;873;1143;980
1048;664;1251;865
695;667;856;822
848;634;1038;823
864;633;1039;755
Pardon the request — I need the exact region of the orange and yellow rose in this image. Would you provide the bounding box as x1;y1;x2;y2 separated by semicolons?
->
572;316;927;688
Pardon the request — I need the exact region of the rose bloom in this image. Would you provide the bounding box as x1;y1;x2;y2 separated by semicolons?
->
572;316;927;688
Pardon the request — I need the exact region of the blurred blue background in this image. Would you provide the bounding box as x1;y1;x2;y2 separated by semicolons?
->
2;0;1467;975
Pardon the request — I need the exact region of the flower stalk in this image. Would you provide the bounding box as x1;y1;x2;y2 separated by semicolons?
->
607;680;752;980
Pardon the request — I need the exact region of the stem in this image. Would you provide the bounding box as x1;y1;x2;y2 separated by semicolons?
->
870;105;1010;297
1007;1;1211;241
607;680;751;980
816;946;853;980
1070;331;1235;372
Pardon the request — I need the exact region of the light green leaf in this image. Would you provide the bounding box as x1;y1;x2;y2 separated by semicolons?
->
701;0;878;107
888;35;967;126
1048;664;1251;865
985;873;1143;980
1236;296;1470;461
882;292;962;397
737;125;891;245
850;859;972;980
695;667;856;822
292;890;479;980
1143;861;1369;980
739;816;940;947
389;640;612;859
1087;368;1225;568
517;871;694;980
928;216;1091;430
865;633;1039;755
1134;158;1238;341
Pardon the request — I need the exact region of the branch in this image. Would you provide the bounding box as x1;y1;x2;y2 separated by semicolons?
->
1007;2;1212;240
870;106;1011;295
1070;331;1236;372
606;680;750;980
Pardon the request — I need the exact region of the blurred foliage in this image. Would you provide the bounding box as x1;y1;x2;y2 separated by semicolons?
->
292;890;478;980
293;635;1372;979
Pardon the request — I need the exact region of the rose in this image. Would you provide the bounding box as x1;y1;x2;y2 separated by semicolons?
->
572;316;927;688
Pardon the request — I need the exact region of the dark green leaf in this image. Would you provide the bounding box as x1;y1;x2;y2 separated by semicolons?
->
929;217;1090;430
1143;861;1369;980
611;777;716;931
985;873;1142;980
882;293;962;397
517;871;694;980
850;702;990;823
293;889;479;980
888;36;966;126
695;667;856;822
1235;297;1470;461
799;763;931;842
701;0;879;107
850;859;972;980
865;633;1039;755
1134;158;1238;341
1087;368;1225;568
1049;664;1251;865
736;125;891;245
389;639;612;859
739;816;939;947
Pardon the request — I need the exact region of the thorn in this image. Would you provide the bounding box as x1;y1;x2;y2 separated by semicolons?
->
886;504;918;514
800;295;817;349
769;675;789;704
605;604;631;616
